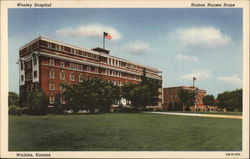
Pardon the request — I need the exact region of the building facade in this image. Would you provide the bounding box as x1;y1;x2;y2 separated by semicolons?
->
18;36;163;108
163;86;206;111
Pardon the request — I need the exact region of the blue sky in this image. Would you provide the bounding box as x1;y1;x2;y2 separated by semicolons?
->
8;8;243;97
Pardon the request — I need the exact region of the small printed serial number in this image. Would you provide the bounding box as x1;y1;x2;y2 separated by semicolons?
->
226;153;240;156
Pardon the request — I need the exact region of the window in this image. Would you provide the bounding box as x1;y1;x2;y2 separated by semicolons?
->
49;83;56;90
60;85;66;91
21;75;24;81
26;61;32;70
52;43;56;49
49;59;55;66
34;71;37;78
26;72;32;81
70;72;75;81
78;65;83;71
70;63;77;70
79;74;83;82
64;46;71;52
49;96;55;104
87;66;91;72
20;62;24;70
48;42;52;48
60;71;65;80
33;56;37;65
60;61;65;68
94;68;98;73
49;69;55;79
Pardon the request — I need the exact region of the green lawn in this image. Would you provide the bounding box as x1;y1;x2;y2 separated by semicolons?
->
9;113;242;151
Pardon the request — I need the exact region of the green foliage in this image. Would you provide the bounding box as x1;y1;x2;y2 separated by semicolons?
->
217;89;242;111
52;94;65;114
202;95;215;106
122;70;161;111
63;76;121;113
9;105;22;115
19;85;27;107
9;92;19;106
178;89;194;111
26;88;48;115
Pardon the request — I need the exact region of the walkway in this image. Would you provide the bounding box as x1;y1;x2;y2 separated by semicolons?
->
145;111;242;119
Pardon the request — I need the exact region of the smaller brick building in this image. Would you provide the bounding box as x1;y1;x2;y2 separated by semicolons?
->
163;86;206;111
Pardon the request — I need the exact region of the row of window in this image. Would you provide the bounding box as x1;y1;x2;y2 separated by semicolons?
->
48;59;99;73
49;70;88;82
48;79;123;92
19;41;39;55
49;96;65;104
48;58;152;81
20;40;160;77
41;40;100;60
48;68;141;82
49;83;66;91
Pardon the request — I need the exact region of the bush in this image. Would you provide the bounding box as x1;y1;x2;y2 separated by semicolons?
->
26;88;48;115
9;92;19;106
9;105;22;115
51;94;65;114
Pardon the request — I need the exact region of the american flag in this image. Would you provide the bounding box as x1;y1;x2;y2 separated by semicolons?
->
104;32;111;40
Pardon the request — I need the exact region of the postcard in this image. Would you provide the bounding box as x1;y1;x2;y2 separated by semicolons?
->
0;0;249;158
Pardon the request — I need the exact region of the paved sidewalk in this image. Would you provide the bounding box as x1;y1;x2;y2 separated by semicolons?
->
144;111;242;119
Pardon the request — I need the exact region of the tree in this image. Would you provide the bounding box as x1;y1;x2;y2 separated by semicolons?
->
202;95;215;106
26;88;48;115
52;93;65;114
140;68;162;107
99;81;121;113
202;94;215;111
178;89;194;112
8;92;19;106
19;85;27;107
122;69;161;111
62;83;84;113
217;89;242;112
63;76;121;113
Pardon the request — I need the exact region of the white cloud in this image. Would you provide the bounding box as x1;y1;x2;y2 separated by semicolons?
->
218;74;242;85
181;70;210;80
56;24;122;40
177;26;231;48
124;41;151;55
177;54;199;62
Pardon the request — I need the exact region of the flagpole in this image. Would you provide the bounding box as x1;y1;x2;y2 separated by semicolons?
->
103;33;105;49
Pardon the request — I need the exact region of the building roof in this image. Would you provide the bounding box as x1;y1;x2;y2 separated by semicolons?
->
163;86;206;92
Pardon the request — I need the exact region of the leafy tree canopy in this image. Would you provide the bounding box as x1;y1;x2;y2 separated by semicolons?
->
9;92;19;106
217;89;242;111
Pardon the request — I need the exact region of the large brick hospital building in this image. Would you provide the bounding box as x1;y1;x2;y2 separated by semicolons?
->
18;36;163;107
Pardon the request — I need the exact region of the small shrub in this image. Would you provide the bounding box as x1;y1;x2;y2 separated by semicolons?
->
9;105;22;115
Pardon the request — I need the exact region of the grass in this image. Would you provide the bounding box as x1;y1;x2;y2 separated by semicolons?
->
165;111;242;116
9;113;242;151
